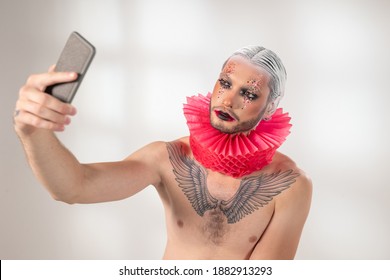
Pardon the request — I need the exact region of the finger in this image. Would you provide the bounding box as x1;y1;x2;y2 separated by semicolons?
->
26;71;78;92
48;64;56;72
15;110;66;132
16;98;72;126
19;85;77;116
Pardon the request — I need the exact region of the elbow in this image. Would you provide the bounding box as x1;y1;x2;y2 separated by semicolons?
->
45;167;88;204
55;196;76;205
50;190;79;205
45;175;86;204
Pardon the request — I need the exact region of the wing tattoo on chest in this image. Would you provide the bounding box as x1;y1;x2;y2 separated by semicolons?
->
166;142;299;224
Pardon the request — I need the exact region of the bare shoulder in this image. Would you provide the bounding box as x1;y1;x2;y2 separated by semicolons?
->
124;140;168;162
126;137;191;167
165;136;191;155
169;136;190;148
272;152;313;208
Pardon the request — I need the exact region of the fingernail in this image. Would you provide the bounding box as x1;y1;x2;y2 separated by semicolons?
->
70;106;77;115
65;116;71;125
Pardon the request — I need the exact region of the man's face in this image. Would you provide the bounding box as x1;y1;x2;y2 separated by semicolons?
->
210;55;273;134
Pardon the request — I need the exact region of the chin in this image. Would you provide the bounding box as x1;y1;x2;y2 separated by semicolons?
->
211;119;251;135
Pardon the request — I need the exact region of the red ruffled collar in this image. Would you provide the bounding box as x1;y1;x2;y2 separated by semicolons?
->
183;93;292;178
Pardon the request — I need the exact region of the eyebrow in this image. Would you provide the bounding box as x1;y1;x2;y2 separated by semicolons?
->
219;72;231;81
246;79;262;93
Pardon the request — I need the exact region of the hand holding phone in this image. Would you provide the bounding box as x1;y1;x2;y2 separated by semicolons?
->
45;31;96;103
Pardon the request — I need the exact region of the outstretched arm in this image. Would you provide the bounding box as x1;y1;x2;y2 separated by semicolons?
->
14;68;163;204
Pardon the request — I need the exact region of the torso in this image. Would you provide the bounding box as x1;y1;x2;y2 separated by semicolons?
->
154;136;299;259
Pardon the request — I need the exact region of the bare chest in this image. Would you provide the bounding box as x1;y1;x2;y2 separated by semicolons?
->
202;171;275;243
162;167;275;248
163;141;297;251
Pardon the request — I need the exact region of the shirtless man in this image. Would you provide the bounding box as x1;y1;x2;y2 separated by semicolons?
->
14;46;312;259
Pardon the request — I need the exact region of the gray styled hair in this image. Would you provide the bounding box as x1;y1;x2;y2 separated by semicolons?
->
223;46;287;108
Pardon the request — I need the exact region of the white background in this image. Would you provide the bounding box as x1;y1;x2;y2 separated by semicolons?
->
1;0;389;259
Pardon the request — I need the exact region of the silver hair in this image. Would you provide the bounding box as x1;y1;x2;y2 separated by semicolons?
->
223;46;287;108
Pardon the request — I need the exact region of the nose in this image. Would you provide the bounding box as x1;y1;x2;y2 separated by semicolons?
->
221;89;237;109
222;97;232;108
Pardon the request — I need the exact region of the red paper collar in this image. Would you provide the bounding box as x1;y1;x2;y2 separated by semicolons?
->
183;93;292;178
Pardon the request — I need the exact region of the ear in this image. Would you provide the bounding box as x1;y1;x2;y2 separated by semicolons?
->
264;94;282;119
264;101;277;119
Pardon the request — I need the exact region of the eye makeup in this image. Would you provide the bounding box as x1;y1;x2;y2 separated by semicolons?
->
247;79;261;93
218;77;231;89
240;80;261;109
217;73;231;99
215;62;266;110
241;98;252;110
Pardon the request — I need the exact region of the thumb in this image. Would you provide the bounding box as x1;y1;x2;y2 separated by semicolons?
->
48;64;56;73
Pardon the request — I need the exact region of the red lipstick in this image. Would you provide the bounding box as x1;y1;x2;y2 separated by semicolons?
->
215;110;235;122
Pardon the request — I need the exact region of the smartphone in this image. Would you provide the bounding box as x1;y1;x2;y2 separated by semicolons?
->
45;31;96;103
